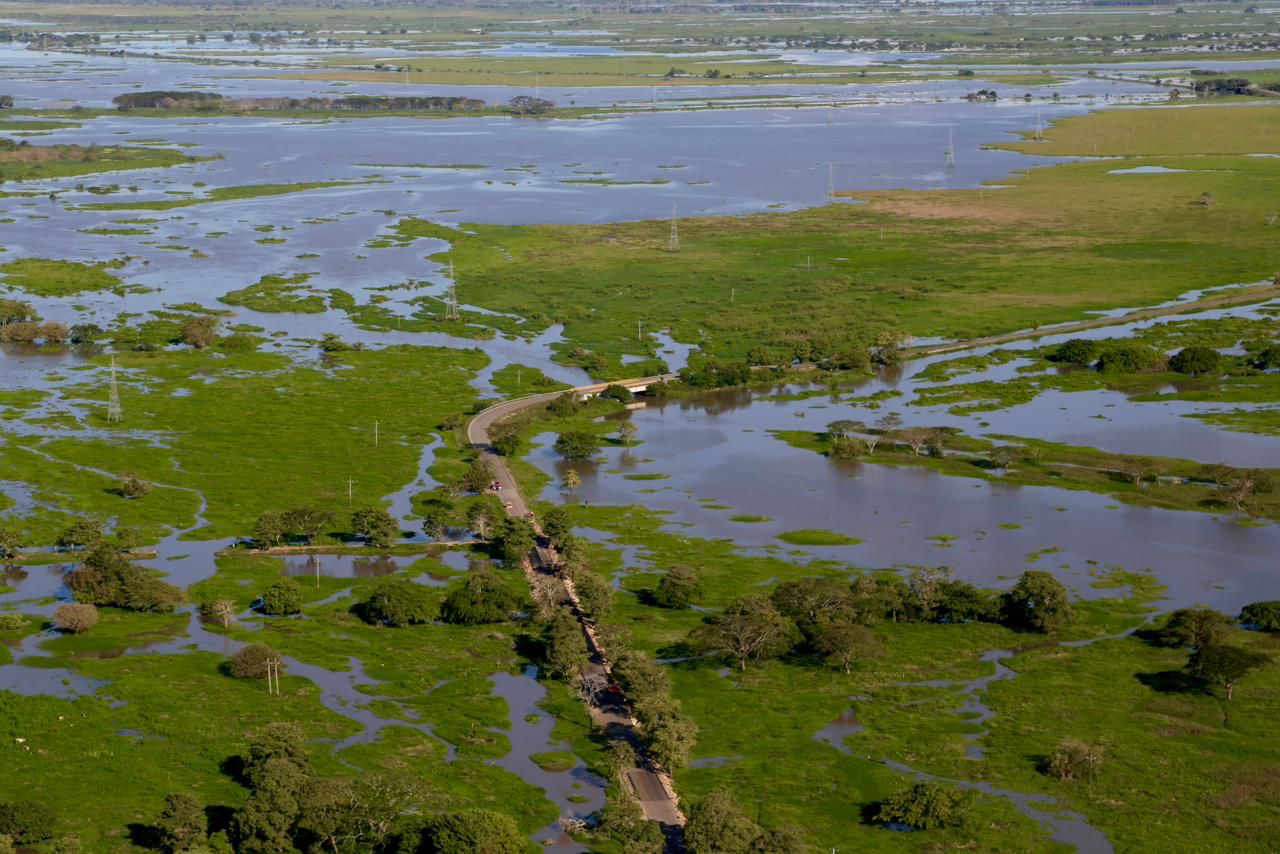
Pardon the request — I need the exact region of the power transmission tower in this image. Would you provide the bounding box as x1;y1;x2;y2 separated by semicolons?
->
444;261;461;321
1034;111;1044;142
944;128;957;169
106;356;123;423
827;162;835;197
667;202;680;253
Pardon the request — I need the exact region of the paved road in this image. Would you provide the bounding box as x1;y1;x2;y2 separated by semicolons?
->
468;378;687;838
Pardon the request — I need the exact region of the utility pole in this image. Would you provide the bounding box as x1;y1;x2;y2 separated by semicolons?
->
667;202;680;253
347;477;356;507
106;356;123;423
374;420;379;447
266;659;281;695
637;319;643;342
445;261;460;321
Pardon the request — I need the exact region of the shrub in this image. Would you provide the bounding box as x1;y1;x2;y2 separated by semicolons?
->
600;383;634;403
1096;344;1162;374
230;643;282;680
1053;338;1098;365
0;615;26;631
53;603;99;634
0;801;56;844
874;781;973;830
1169;346;1221;375
1042;739;1104;782
119;473;152;498
65;545;185;612
259;578;302;616
553;430;601;461
1000;570;1073;633
653;565;701;609
357;579;437;627
418;809;525;853
440;570;516;625
1240;600;1280;631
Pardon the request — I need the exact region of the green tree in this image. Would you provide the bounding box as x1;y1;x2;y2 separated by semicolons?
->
541;505;573;546
600;384;634;403
619;419;639;447
493;516;535;567
561;469;582;495
1158;607;1234;649
1053;338;1098;365
554;430;601;461
66;544;185;612
259;578;302;616
179;315;219;349
1169;346;1221;375
1097;344;1162;374
1000;570;1073;634
1187;644;1272;700
460;458;495;494
684;787;761;854
241;722;310;786
293;777;357;854
440;569;517;625
593;790;662;851
419;809;525;853
351;505;399;548
653;565;701;609
1240;600;1280;631
569;566;613;621
200;599;237;630
233;758;308;854
541;608;588;679
875;781;974;830
119;473;152;499
0;801;56;844
1043;739;1104;782
640;699;698;771
229;644;283;681
813;620;882;673
0;525;22;560
692;594;797;670
282;506;333;545
358;578;437;627
252;511;287;549
57;518;104;550
155;792;207;853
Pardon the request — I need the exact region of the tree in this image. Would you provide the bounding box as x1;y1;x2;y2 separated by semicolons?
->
906;566;952;621
466;502;497;540
990;446;1020;473
233;758;308;854
1053;338;1098;365
292;777;356;854
58;518;104;550
179;315;219;349
554;430;601;461
0;801;56;844
813;621;882;673
0;525;22;560
619;420;639;447
771;577;853;630
1158;608;1234;649
508;95;555;115
156;792;207;853
418;809;525;852
1001;570;1073;634
351;505;398;548
116;526;144;552
1187;644;1271;700
200;599;237;629
460;458;495;494
119;473;152;498
541;608;588;679
570;566;613;621
849;575;909;624
230;643;283;680
684;787;760;854
252;511;287;548
901;426;933;455
493;516;535;567
283;506;333;545
1097;344;1162;374
561;469;582;495
259;578;302;616
1043;739;1104;783
541;505;573;546
593;790;663;851
53;603;98;634
357;578;437;626
1169;346;1221;375
692;594;797;670
875;781;974;830
489;424;520;457
241;722;309;785
638;699;698;771
1240;600;1280;631
653;565;701;609
440;569;516;625
65;544;185;612
601;384;634;403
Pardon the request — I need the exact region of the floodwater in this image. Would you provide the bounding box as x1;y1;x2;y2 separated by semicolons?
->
530;297;1280;615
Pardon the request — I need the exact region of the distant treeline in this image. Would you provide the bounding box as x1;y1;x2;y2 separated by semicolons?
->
111;91;488;112
1191;75;1280;96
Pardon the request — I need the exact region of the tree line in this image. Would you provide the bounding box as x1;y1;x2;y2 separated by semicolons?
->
111;92;487;113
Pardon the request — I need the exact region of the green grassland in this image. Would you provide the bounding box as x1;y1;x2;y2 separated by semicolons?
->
0;258;126;297
391;104;1280;369
0;345;486;545
75;181;375;212
0;552;590;850
0;144;198;182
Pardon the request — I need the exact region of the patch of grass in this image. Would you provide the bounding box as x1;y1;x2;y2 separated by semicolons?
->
776;529;863;546
0;258;124;297
76;180;375;212
220;273;326;314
